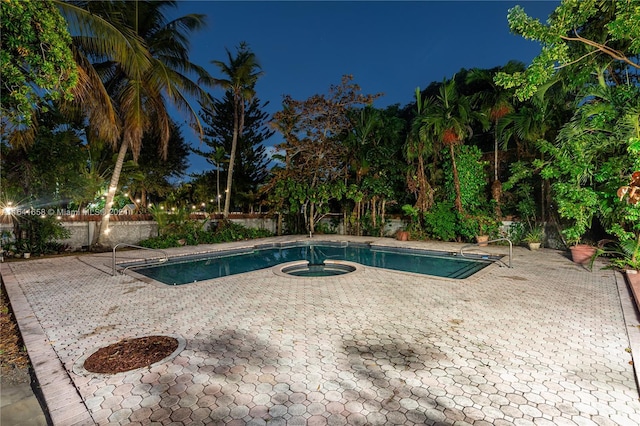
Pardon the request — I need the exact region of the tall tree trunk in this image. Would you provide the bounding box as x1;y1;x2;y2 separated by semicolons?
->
95;140;129;247
450;144;463;214
224;97;245;218
223;106;239;218
216;161;221;213
492;126;503;218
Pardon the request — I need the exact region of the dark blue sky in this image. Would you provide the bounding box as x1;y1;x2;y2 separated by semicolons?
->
171;1;559;175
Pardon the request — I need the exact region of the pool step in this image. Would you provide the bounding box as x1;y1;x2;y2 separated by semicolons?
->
448;262;486;279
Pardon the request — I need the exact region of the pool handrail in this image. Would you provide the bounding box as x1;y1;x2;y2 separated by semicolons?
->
112;243;169;276
459;238;512;268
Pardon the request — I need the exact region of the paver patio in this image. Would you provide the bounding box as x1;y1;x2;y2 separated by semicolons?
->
3;236;640;425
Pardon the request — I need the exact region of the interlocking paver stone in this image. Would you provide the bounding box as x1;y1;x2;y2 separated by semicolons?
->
3;236;640;425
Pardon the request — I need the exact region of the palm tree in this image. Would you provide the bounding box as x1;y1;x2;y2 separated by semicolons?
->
211;146;227;213
467;62;524;216
60;1;212;246
406;88;437;213
415;79;487;214
205;42;263;218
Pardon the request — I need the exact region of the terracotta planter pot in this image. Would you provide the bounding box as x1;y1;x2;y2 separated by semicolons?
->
569;244;596;264
528;242;541;251
396;231;409;241
476;235;489;247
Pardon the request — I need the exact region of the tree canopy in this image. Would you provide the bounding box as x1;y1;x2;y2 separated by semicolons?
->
1;0;78;128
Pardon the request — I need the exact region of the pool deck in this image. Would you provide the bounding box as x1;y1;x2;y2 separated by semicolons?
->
2;235;640;425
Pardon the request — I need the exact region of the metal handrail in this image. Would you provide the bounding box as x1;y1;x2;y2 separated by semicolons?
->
460;238;513;268
112;243;168;276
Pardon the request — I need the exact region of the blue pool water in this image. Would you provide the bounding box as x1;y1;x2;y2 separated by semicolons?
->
130;242;495;285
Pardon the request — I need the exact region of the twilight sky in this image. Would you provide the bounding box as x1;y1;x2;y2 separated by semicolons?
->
169;1;560;175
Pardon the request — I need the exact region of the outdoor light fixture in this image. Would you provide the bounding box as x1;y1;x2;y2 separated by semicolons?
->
136;199;141;203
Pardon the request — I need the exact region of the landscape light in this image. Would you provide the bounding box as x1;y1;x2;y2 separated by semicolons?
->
136;199;141;203
56;216;62;220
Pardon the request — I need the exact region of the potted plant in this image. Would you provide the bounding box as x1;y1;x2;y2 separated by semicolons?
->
562;222;596;264
396;229;409;241
475;214;499;247
523;225;544;250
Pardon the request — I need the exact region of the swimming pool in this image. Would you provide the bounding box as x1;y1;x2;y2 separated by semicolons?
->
128;242;497;285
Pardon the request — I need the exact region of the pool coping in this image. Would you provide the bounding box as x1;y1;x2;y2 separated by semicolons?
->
1;262;94;426
115;238;503;286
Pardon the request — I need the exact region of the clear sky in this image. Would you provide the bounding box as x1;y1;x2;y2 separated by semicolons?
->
170;1;560;176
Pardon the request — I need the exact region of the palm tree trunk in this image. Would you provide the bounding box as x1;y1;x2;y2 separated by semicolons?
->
216;161;221;213
223;121;238;218
450;144;463;214
223;97;244;219
96;140;128;247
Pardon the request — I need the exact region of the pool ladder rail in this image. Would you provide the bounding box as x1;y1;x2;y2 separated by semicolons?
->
459;237;512;268
112;243;169;276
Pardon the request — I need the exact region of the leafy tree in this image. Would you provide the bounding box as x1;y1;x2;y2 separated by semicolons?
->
345;105;406;236
406;88;437;214
122;121;190;210
0;108;86;206
495;0;640;100
196;91;273;212
412;78;488;214
266;75;381;234
1;0;78;129
467;61;525;216
205;42;263;218
61;1;212;246
539;83;640;245
497;0;640;246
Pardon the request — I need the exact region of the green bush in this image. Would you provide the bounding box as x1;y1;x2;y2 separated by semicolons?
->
424;202;457;241
139;220;273;248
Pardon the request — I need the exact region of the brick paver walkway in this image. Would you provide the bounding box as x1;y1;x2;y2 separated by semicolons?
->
3;236;640;425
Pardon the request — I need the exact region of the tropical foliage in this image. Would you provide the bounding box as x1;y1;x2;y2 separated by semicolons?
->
1;0;78;128
3;0;640;262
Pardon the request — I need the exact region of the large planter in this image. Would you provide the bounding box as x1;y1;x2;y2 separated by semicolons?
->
476;235;489;247
528;242;541;251
396;231;409;241
570;244;596;264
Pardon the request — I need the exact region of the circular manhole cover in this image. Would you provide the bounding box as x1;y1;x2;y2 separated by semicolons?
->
83;335;179;374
